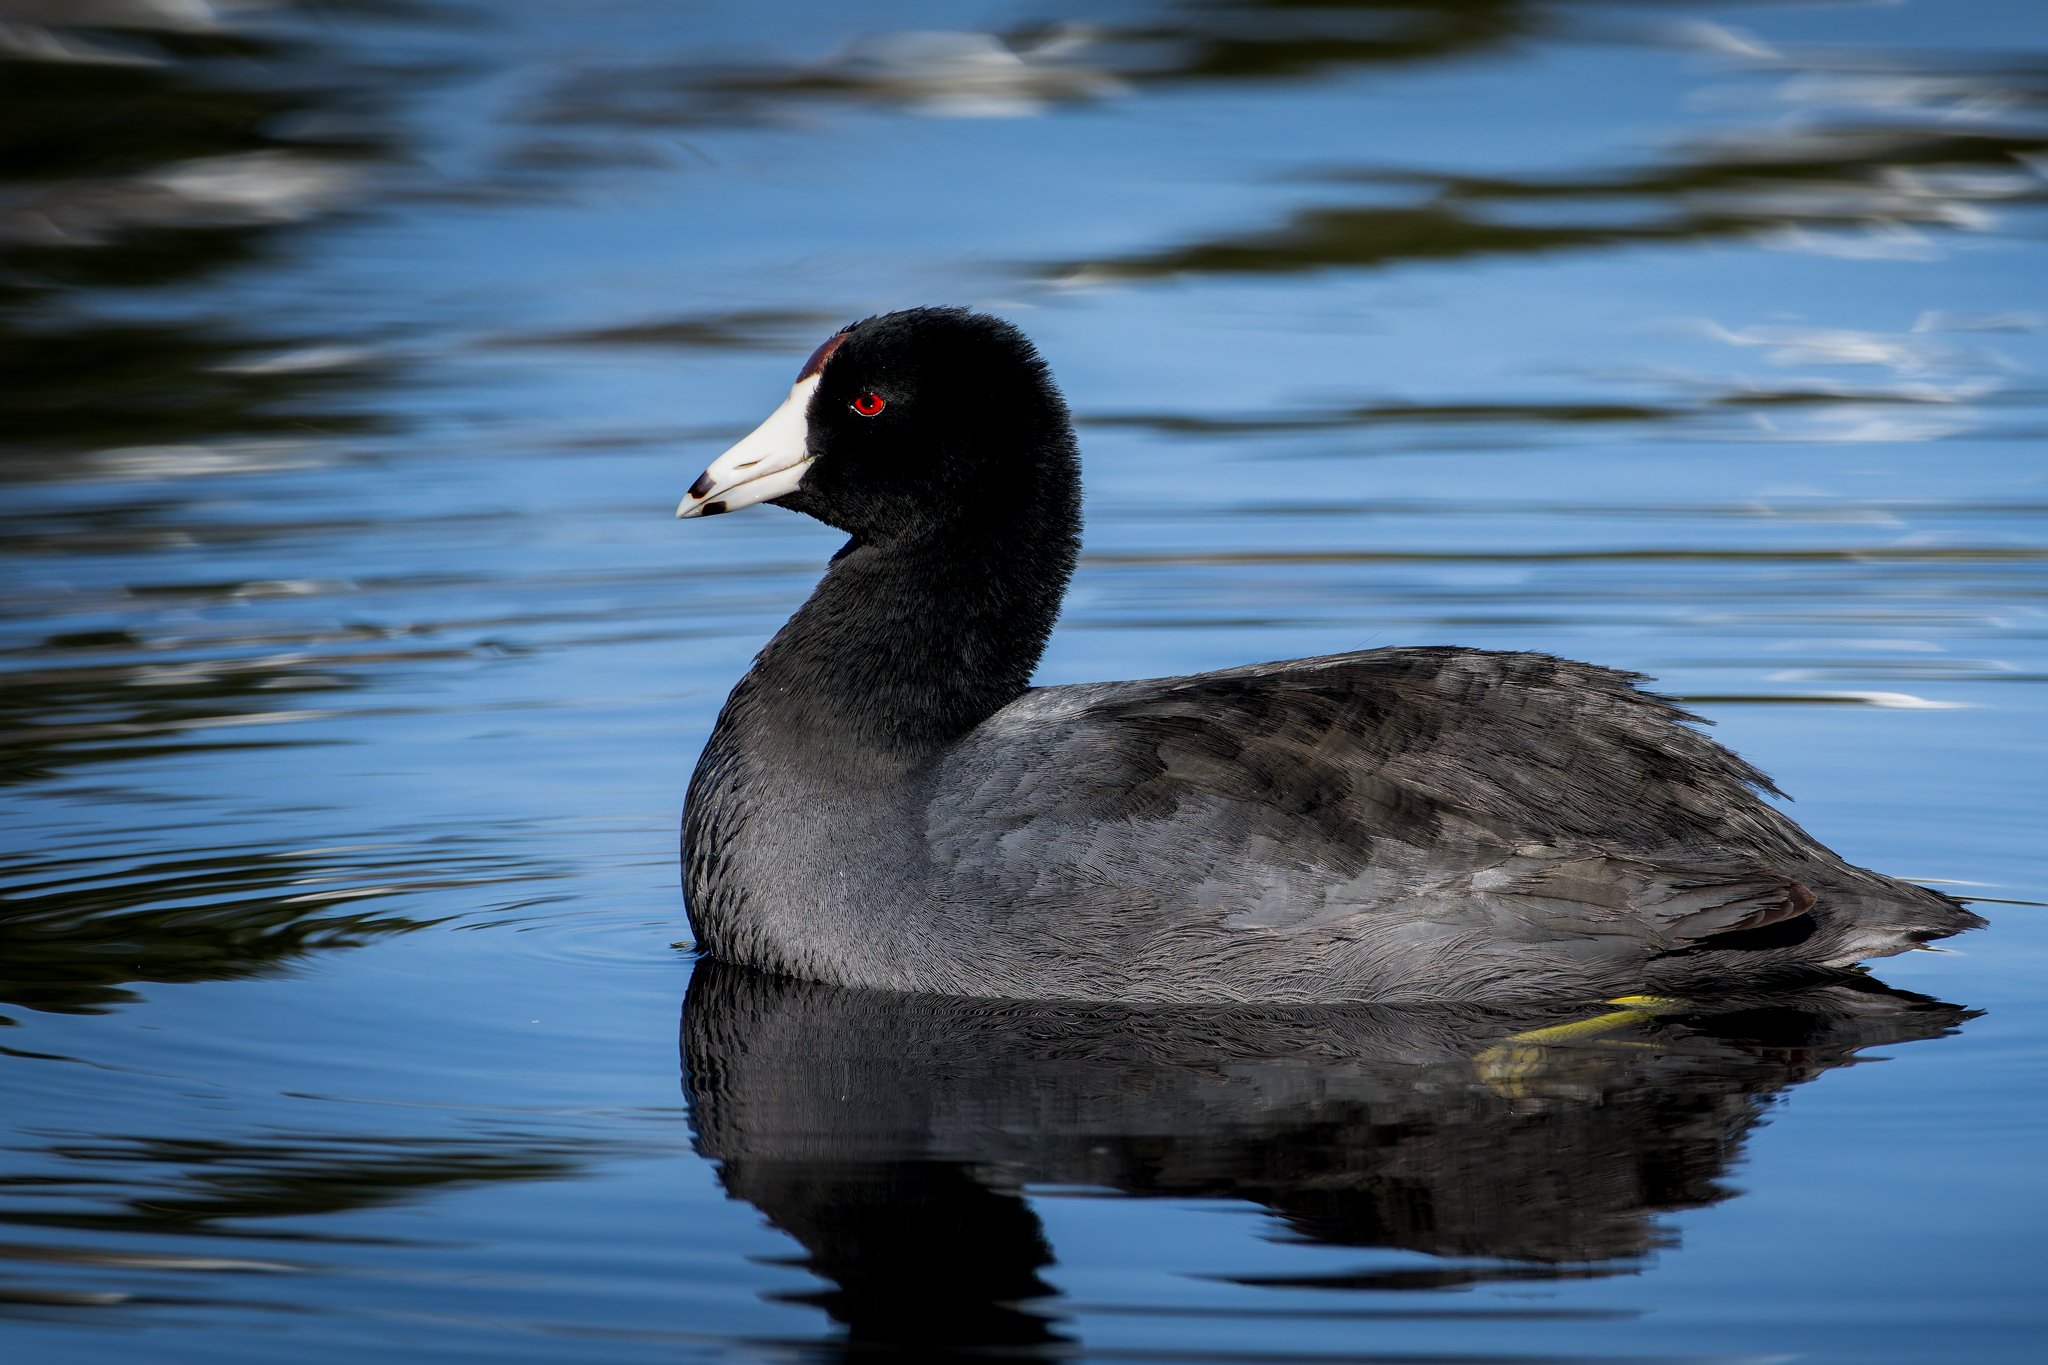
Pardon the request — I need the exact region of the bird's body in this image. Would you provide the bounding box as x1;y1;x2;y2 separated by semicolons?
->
677;308;1981;1003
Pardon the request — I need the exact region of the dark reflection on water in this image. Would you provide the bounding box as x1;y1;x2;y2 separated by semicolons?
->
0;630;366;788
0;1;423;472
0;834;563;1014
1069;74;2048;282
0;1131;590;1244
0;1128;617;1323
527;0;1545;131
1110;0;1537;83
685;963;1972;1360
489;305;846;354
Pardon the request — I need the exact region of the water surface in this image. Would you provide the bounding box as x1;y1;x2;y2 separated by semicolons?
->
3;1;2045;1361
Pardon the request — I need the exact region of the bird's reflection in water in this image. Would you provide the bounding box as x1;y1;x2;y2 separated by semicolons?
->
681;962;1971;1358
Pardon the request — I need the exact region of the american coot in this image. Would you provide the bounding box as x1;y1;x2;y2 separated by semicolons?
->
676;307;1982;1003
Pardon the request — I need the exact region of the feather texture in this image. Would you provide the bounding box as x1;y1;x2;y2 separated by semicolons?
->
678;309;1983;1002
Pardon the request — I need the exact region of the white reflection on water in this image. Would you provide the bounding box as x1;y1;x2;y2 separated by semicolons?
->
1667;316;2024;441
826;29;1128;118
2;152;358;247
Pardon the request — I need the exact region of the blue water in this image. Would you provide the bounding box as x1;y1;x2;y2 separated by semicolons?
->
3;0;2045;1360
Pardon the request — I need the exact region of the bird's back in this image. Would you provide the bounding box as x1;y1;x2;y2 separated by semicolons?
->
921;647;1978;1002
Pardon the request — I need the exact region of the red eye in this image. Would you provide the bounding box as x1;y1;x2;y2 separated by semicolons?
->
852;391;886;417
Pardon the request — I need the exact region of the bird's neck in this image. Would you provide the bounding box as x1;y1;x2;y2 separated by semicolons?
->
727;502;1080;768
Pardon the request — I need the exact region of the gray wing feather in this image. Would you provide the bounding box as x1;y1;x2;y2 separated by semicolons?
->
925;648;1818;994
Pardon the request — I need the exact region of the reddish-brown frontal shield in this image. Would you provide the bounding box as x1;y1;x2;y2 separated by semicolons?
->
797;330;849;381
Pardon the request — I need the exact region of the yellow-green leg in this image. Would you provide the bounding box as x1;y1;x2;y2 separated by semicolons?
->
1474;995;1688;1099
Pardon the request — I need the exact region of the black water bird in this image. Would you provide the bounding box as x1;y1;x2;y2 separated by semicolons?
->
676;307;1981;1002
